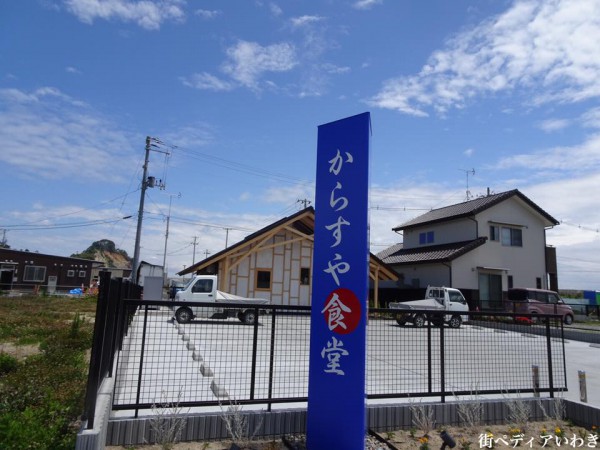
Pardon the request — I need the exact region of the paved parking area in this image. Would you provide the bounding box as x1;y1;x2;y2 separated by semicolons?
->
111;308;599;418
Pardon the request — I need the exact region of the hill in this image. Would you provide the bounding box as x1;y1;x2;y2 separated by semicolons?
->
71;239;131;268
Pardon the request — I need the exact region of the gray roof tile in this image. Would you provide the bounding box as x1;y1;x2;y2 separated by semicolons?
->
380;238;487;265
393;189;558;231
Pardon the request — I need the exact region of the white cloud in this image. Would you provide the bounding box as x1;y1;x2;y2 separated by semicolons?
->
180;72;234;91
221;40;298;90
0;87;136;182
269;3;283;17
537;118;570;132
195;9;221;20
353;0;383;10
464;148;475;157
493;133;600;173
322;63;350;74
581;107;600;129
290;15;324;28
66;66;82;74
369;0;600;116
63;0;186;30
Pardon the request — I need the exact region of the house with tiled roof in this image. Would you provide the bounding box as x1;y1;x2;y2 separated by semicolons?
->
378;189;559;310
178;207;398;307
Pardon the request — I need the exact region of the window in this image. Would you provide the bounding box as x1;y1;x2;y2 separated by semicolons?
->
501;227;522;247
536;277;542;289
418;231;435;245
256;270;272;290
23;265;46;282
490;225;500;241
508;275;514;289
300;268;310;285
548;293;560;304
449;291;467;304
67;270;75;277
192;279;213;293
78;270;86;278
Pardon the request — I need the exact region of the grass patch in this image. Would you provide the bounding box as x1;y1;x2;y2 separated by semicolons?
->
0;294;96;449
0;295;96;344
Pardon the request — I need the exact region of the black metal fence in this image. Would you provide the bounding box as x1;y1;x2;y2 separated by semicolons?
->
82;272;141;428
105;300;566;417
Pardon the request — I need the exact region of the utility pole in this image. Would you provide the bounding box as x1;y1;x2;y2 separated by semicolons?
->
224;228;231;248
297;198;311;209
459;168;476;201
131;137;151;285
203;249;211;259
162;192;181;274
131;136;170;284
192;236;198;265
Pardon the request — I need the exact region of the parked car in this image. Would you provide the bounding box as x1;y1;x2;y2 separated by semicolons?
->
505;288;574;325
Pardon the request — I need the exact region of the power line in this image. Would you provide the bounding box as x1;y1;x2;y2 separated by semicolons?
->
0;189;139;229
0;216;133;231
558;220;600;234
175;146;312;186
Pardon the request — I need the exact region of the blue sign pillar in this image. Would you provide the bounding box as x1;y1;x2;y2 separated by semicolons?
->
306;112;371;450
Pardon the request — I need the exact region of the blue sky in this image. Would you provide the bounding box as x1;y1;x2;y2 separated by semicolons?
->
1;0;600;289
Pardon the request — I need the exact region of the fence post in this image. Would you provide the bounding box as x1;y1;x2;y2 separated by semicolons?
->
134;305;150;418
82;270;112;429
427;317;432;394
545;319;554;398
532;365;540;397
250;306;260;401
439;317;446;403
267;308;277;412
108;277;124;377
578;371;588;403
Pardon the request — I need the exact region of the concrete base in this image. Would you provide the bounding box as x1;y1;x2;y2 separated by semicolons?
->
75;376;115;450
103;398;598;447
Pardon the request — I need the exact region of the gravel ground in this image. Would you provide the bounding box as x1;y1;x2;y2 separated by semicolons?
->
106;419;598;449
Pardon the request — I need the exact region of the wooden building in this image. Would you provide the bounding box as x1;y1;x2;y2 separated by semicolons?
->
178;207;397;307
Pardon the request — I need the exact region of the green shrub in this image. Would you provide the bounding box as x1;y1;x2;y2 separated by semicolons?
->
0;352;18;376
0;402;77;450
0;302;94;448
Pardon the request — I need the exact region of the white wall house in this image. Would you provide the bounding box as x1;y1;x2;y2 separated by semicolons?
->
378;190;559;309
179;207;397;307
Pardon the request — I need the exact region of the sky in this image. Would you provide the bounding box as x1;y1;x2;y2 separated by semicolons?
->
1;0;600;290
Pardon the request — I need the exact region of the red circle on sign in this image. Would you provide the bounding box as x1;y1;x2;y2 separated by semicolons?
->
321;288;362;335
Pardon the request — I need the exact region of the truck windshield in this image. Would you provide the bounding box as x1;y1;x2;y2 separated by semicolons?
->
182;277;195;291
449;292;466;304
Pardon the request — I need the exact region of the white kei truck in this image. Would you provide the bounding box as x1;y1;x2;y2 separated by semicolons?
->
388;286;470;328
173;275;269;324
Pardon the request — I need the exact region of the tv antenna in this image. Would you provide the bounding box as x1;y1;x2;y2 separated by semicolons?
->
459;168;476;201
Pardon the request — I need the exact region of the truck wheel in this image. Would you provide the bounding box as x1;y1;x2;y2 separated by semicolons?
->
448;315;462;329
395;313;407;326
413;314;426;328
242;310;257;325
175;307;193;324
